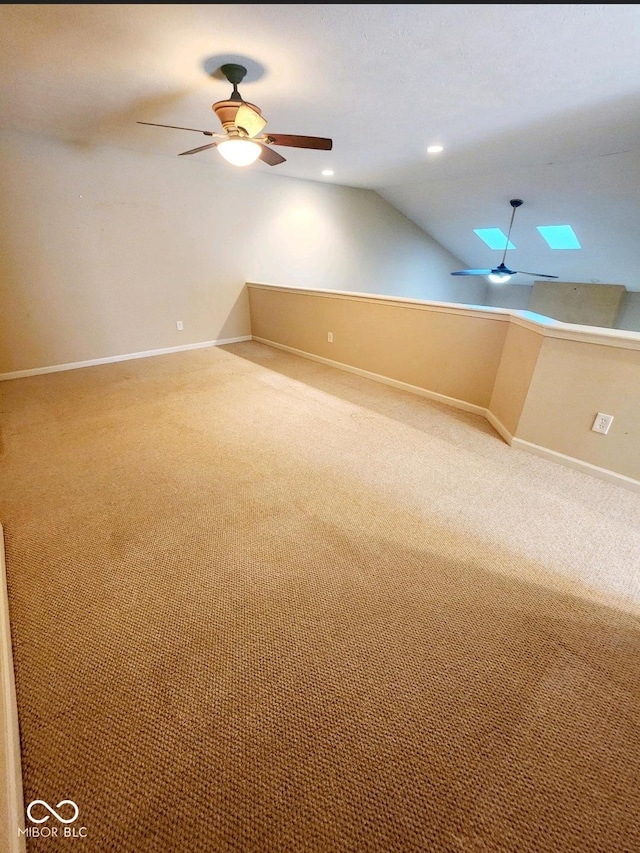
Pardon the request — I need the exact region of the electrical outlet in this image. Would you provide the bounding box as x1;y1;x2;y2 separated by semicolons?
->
176;321;184;331
592;413;614;435
327;332;333;343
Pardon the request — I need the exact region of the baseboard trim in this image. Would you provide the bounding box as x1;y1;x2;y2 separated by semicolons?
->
485;410;514;445
251;337;487;418
512;438;640;493
0;337;252;381
0;525;26;851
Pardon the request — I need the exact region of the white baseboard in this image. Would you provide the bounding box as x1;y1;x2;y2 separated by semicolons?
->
0;525;26;851
485;410;514;445
0;337;252;382
251;337;487;418
512;438;640;493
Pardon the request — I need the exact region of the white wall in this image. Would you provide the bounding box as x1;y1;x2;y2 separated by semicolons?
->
616;291;640;332
0;131;485;373
484;282;532;311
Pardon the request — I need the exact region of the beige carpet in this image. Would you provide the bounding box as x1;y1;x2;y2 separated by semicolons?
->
1;340;639;852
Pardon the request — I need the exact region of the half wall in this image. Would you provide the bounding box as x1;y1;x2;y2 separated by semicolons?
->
247;282;640;491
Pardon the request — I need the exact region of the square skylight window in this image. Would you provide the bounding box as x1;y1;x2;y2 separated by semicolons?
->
536;225;581;249
474;228;515;250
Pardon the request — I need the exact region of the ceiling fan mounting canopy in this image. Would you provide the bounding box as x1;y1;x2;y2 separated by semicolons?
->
451;198;558;281
137;60;333;167
220;63;248;86
220;63;248;101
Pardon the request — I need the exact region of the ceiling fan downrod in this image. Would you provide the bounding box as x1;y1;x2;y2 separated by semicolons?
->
500;198;523;266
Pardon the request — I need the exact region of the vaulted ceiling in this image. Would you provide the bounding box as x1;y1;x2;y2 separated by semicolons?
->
2;4;639;289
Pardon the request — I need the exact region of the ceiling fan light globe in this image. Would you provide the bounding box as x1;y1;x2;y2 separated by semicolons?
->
217;138;261;167
488;273;512;284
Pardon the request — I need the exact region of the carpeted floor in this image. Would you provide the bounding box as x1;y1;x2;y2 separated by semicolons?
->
1;340;639;852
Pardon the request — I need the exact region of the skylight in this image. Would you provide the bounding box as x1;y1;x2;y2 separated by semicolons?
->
536;225;581;249
474;228;515;250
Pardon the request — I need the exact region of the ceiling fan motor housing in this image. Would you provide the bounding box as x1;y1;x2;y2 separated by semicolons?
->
212;99;263;135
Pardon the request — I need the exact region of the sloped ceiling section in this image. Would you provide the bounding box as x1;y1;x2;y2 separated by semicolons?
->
1;3;639;290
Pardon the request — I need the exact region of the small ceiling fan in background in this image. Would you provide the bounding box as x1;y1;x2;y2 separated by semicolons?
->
451;199;558;283
138;63;332;167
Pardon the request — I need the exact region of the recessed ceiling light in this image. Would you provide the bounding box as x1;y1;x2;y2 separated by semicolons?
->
474;228;515;250
536;225;581;249
427;145;444;154
321;169;334;177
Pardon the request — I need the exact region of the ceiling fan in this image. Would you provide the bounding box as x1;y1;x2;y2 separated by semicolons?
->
137;63;332;167
451;199;558;282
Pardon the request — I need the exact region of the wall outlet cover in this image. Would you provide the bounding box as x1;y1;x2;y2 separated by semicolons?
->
592;413;614;434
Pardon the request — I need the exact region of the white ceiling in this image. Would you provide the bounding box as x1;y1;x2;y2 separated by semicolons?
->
2;4;640;289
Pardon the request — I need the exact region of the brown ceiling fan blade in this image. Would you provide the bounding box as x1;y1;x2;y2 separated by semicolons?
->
258;143;286;166
178;142;220;156
137;121;215;136
264;134;333;150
